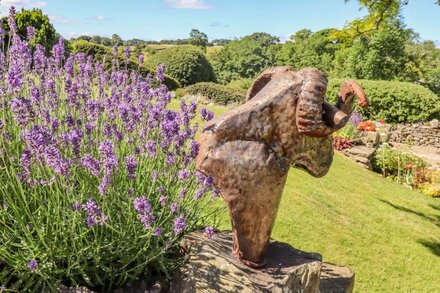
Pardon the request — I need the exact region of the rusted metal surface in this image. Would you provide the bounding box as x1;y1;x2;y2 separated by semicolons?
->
196;67;368;268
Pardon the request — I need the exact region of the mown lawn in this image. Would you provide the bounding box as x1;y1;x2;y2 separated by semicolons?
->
170;98;440;292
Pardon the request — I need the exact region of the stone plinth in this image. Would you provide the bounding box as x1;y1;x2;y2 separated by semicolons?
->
169;231;354;293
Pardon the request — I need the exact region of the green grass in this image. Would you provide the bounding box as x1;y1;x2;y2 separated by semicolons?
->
170;98;440;292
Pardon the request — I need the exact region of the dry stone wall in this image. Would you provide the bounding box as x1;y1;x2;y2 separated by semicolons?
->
389;120;440;148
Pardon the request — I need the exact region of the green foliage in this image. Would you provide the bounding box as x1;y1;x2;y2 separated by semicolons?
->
404;41;440;96
210;34;279;84
189;29;208;51
72;40;111;61
334;123;362;140
226;78;253;91
333;0;402;44
71;40;180;90
327;78;440;123
332;20;409;80
145;45;216;87
276;29;340;73
1;8;57;50
176;82;246;105
372;144;427;181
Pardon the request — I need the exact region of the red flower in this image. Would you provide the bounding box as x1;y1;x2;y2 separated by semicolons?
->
404;164;413;170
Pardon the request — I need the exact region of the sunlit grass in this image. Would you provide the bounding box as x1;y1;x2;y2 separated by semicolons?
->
173;98;440;292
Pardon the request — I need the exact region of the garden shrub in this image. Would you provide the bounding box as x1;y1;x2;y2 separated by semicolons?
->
145;45;217;87
72;40;180;90
326;79;440;123
372;145;427;182
227;78;253;91
0;12;217;292
177;82;246;105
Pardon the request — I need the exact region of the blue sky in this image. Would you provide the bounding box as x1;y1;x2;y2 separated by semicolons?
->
1;0;439;43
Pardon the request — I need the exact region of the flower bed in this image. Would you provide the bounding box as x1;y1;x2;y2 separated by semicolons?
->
0;8;218;292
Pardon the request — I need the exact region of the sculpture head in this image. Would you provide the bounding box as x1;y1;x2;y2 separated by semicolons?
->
246;67;368;178
196;66;368;268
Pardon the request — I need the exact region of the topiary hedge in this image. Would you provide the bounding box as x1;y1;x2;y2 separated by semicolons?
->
145;45;217;87
71;40;180;90
176;82;246;105
326;79;440;123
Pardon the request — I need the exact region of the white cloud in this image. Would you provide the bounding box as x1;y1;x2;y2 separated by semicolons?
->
1;0;47;8
69;31;92;37
49;15;79;25
164;0;214;10
209;21;228;28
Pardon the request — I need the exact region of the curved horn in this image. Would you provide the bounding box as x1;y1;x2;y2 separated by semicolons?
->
297;75;369;137
296;68;335;137
246;66;296;101
337;80;369;114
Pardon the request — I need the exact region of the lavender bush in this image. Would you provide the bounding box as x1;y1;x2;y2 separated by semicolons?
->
0;8;218;292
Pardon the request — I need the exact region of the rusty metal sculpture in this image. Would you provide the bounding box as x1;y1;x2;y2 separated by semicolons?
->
196;67;368;268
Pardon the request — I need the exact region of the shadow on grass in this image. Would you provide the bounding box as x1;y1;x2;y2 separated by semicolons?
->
418;240;440;257
379;199;440;227
380;199;440;257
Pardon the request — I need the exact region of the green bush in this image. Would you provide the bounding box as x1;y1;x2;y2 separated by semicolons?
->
372;144;427;180
145;45;216;86
177;82;246;105
227;78;253;91
71;40;180;90
326;79;440;123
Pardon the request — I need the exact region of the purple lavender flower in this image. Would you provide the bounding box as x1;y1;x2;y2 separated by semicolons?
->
212;188;221;199
28;260;38;272
26;26;35;40
145;140;156;158
159;195;167;207
72;201;81;211
112;44;118;56
170;202;178;213
19;150;32;180
173;214;187;235
82;198;108;227
200;108;214;122
138;54;144;66
204;226;215;239
81;155;101;176
123;46;131;59
178;188;187;200
195;189;204;200
52;37;65;67
125;155;137;180
156;64;165;82
154;227;163;236
139;213;155;228
178;169;190;181
134;197;151;214
0;285;6;291
189;140;199;158
44;146;69;176
348;110;363;126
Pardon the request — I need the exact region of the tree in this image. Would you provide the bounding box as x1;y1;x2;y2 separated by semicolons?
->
276;29;340;73
189;29;208;50
333;19;409;80
248;32;280;46
1;8;57;50
211;34;279;84
335;0;439;44
111;34;122;46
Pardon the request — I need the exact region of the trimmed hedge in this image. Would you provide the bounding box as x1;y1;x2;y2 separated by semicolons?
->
71;40;180;90
326;79;440;123
145;45;216;87
176;82;246;105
